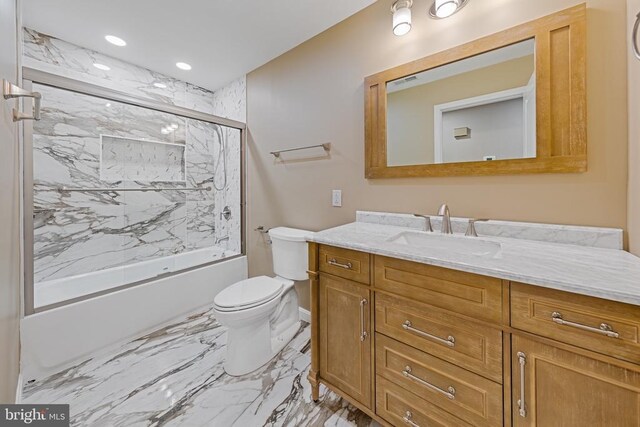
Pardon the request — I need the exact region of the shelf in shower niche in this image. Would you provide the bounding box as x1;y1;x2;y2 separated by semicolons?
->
100;134;186;183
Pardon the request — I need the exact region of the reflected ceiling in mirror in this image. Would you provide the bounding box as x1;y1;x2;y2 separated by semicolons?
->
386;39;535;167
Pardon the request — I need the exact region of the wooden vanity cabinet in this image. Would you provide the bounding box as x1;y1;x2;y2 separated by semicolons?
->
318;273;373;409
511;335;640;427
308;243;640;426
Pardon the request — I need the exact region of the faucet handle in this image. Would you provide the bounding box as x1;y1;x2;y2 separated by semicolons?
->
465;218;489;237
413;214;433;232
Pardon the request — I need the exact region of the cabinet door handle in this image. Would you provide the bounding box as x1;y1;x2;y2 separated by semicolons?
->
402;366;456;400
551;312;619;338
517;351;527;418
359;298;368;341
402;411;420;427
328;258;352;270
402;320;455;347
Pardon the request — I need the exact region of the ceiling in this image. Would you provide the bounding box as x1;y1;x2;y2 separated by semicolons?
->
22;0;376;91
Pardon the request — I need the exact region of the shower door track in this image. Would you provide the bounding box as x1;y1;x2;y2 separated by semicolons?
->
21;67;247;315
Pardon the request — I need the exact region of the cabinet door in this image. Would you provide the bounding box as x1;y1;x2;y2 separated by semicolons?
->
319;273;372;408
512;335;640;427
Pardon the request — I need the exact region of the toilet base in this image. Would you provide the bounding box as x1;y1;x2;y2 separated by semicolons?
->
220;286;301;376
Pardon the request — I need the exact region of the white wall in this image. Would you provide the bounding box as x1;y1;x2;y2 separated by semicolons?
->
441;98;524;163
0;0;21;403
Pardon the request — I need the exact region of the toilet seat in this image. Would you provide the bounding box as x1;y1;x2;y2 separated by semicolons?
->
213;276;284;312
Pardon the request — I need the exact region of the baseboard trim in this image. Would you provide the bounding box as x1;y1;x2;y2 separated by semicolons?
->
299;307;311;323
15;373;23;403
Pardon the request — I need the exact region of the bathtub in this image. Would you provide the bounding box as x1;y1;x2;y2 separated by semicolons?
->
35;246;239;308
21;252;247;381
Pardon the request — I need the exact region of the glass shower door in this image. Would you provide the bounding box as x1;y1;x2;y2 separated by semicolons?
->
28;82;242;311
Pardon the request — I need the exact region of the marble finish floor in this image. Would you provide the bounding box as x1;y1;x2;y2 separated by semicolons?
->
23;309;376;427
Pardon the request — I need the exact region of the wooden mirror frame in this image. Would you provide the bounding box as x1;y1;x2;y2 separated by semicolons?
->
364;4;586;179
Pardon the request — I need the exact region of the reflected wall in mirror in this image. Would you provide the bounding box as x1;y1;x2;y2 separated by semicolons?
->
365;4;587;178
387;40;536;166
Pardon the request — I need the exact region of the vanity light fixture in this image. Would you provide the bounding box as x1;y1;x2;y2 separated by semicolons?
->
176;62;192;71
429;0;469;19
105;35;126;47
93;63;110;71
391;0;413;36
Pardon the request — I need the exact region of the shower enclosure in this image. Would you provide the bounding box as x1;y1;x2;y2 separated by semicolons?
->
22;69;245;313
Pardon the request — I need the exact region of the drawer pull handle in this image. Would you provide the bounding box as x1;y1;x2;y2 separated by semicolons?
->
360;299;368;342
402;320;455;347
402;366;456;400
402;411;420;427
517;351;527;418
551;312;619;338
328;259;353;270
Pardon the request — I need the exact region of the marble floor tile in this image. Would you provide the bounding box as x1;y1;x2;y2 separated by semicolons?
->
23;309;377;427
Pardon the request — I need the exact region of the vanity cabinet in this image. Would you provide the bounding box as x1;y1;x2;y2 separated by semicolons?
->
511;335;640;426
308;243;640;426
318;273;373;409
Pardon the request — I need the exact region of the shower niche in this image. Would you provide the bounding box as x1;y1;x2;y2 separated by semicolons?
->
100;135;187;183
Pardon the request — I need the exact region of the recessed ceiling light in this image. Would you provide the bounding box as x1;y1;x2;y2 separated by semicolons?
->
93;63;110;71
176;62;192;71
169;123;179;130
154;82;167;89
105;35;126;47
105;102;111;107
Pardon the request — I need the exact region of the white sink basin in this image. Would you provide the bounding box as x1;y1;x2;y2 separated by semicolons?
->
387;231;502;258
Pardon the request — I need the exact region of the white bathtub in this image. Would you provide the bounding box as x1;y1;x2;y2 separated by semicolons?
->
21;253;247;381
35;247;238;308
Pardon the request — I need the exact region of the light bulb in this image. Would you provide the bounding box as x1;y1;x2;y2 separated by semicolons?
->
435;0;460;18
392;1;412;36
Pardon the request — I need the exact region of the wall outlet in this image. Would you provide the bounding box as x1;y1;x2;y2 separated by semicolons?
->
332;190;342;207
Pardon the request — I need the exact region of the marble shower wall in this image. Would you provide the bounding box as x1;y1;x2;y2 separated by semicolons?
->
25;28;245;284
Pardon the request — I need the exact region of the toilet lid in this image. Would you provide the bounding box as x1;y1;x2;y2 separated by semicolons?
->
214;276;284;310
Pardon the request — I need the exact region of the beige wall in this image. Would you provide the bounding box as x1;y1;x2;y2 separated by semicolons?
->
0;0;21;403
247;0;629;309
629;0;640;256
387;55;534;165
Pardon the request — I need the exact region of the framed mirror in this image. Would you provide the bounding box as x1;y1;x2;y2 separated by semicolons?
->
365;4;586;178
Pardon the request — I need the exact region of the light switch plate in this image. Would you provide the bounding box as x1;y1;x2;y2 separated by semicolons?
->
332;190;342;207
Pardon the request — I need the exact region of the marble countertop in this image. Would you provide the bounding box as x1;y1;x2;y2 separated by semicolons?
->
309;220;640;306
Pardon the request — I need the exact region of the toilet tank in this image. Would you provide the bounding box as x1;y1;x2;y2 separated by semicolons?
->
268;227;314;281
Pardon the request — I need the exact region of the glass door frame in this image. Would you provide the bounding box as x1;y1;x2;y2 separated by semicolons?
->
22;67;247;315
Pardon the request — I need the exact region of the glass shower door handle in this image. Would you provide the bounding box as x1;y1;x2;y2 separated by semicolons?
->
2;79;42;122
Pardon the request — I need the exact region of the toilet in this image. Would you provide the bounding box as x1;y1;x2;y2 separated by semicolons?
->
213;227;313;376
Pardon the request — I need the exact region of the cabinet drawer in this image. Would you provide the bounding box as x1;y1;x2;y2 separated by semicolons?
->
374;256;503;324
376;375;473;427
376;334;502;427
319;245;370;284
511;283;640;364
375;293;503;383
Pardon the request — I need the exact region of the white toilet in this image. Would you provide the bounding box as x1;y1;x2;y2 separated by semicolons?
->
212;227;313;376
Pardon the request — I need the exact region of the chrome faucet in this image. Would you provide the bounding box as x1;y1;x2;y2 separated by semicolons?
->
438;203;453;234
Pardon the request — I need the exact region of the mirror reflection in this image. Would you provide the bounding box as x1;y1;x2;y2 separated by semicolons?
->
386;39;536;166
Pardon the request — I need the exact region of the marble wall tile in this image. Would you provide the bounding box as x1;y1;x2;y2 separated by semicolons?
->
27;28;246;289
